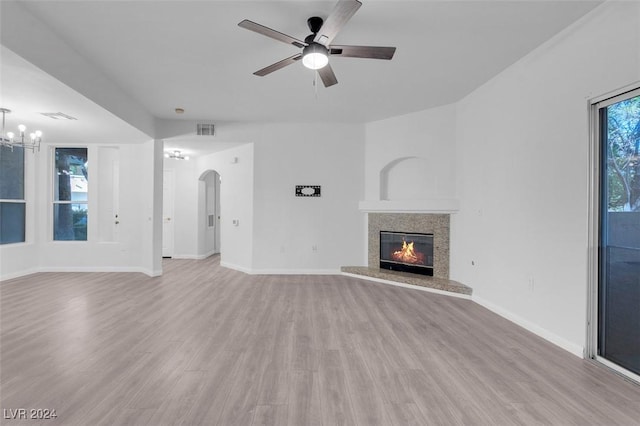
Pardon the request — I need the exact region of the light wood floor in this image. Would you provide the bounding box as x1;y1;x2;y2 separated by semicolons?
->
2;256;640;426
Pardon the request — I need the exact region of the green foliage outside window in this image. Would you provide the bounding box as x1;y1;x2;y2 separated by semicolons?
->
607;95;640;211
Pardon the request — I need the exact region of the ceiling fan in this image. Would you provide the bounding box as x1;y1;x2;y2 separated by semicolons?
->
238;0;396;88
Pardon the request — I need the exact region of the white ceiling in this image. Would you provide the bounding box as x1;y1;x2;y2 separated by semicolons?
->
1;46;150;145
2;0;601;153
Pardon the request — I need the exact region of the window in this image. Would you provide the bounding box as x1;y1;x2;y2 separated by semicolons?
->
598;89;640;376
589;86;640;380
0;145;26;244
53;147;88;241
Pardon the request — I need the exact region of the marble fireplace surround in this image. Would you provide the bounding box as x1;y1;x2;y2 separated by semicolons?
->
342;211;472;296
368;213;450;279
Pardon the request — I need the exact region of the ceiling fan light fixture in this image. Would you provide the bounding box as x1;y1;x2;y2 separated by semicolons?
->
302;43;329;70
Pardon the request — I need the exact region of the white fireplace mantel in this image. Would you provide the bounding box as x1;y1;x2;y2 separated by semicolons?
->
358;198;459;214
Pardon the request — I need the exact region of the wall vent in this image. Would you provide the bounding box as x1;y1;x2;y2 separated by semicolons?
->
197;123;215;136
40;112;77;120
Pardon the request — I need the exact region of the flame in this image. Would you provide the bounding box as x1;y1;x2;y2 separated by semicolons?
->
391;240;426;265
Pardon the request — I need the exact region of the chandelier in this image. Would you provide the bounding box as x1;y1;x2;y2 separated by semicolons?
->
0;108;43;152
164;150;189;160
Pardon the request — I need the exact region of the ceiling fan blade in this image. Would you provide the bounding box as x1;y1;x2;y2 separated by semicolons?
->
254;54;303;77
329;45;396;60
314;0;362;46
317;64;338;87
239;20;306;48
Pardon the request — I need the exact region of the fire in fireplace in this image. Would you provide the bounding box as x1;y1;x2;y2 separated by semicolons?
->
380;231;434;276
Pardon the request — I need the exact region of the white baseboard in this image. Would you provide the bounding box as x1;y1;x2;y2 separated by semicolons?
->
0;268;41;282
37;266;162;276
172;251;218;260
38;266;125;273
472;295;584;358
202;250;219;259
145;268;163;277
1;266;163;281
342;272;472;300
220;261;253;274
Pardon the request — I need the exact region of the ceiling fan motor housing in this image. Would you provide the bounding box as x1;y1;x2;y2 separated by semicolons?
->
307;16;324;34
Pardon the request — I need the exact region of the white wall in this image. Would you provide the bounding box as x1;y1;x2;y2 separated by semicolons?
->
364;104;457;202
197;143;255;273
0;140;161;280
168;121;365;274
38;141;161;274
251;123;365;273
451;1;640;355
4;119;362;278
162;159;220;260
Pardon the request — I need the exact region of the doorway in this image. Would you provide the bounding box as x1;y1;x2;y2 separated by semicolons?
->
162;169;175;258
199;170;221;256
590;86;640;380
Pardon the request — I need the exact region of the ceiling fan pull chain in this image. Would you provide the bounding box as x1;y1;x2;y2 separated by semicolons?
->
314;71;319;99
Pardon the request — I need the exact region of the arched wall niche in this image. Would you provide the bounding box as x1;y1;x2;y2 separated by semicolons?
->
379;156;436;201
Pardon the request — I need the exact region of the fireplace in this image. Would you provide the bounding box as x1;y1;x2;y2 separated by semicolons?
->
380;231;434;276
368;213;449;279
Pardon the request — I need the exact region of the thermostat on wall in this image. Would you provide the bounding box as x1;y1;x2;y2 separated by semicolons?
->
295;185;321;197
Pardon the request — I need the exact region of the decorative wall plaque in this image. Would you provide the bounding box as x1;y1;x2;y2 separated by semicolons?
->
295;185;321;197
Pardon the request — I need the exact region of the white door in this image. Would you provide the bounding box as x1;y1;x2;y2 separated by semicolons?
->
97;147;120;242
162;169;174;258
214;172;221;253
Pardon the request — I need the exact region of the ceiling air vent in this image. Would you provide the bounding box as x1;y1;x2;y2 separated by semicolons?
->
40;112;77;120
197;123;215;136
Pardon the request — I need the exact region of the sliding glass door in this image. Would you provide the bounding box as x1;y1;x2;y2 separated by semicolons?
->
597;88;640;377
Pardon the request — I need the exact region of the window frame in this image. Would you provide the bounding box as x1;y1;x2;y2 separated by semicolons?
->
587;83;640;383
52;146;89;242
0;145;26;245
